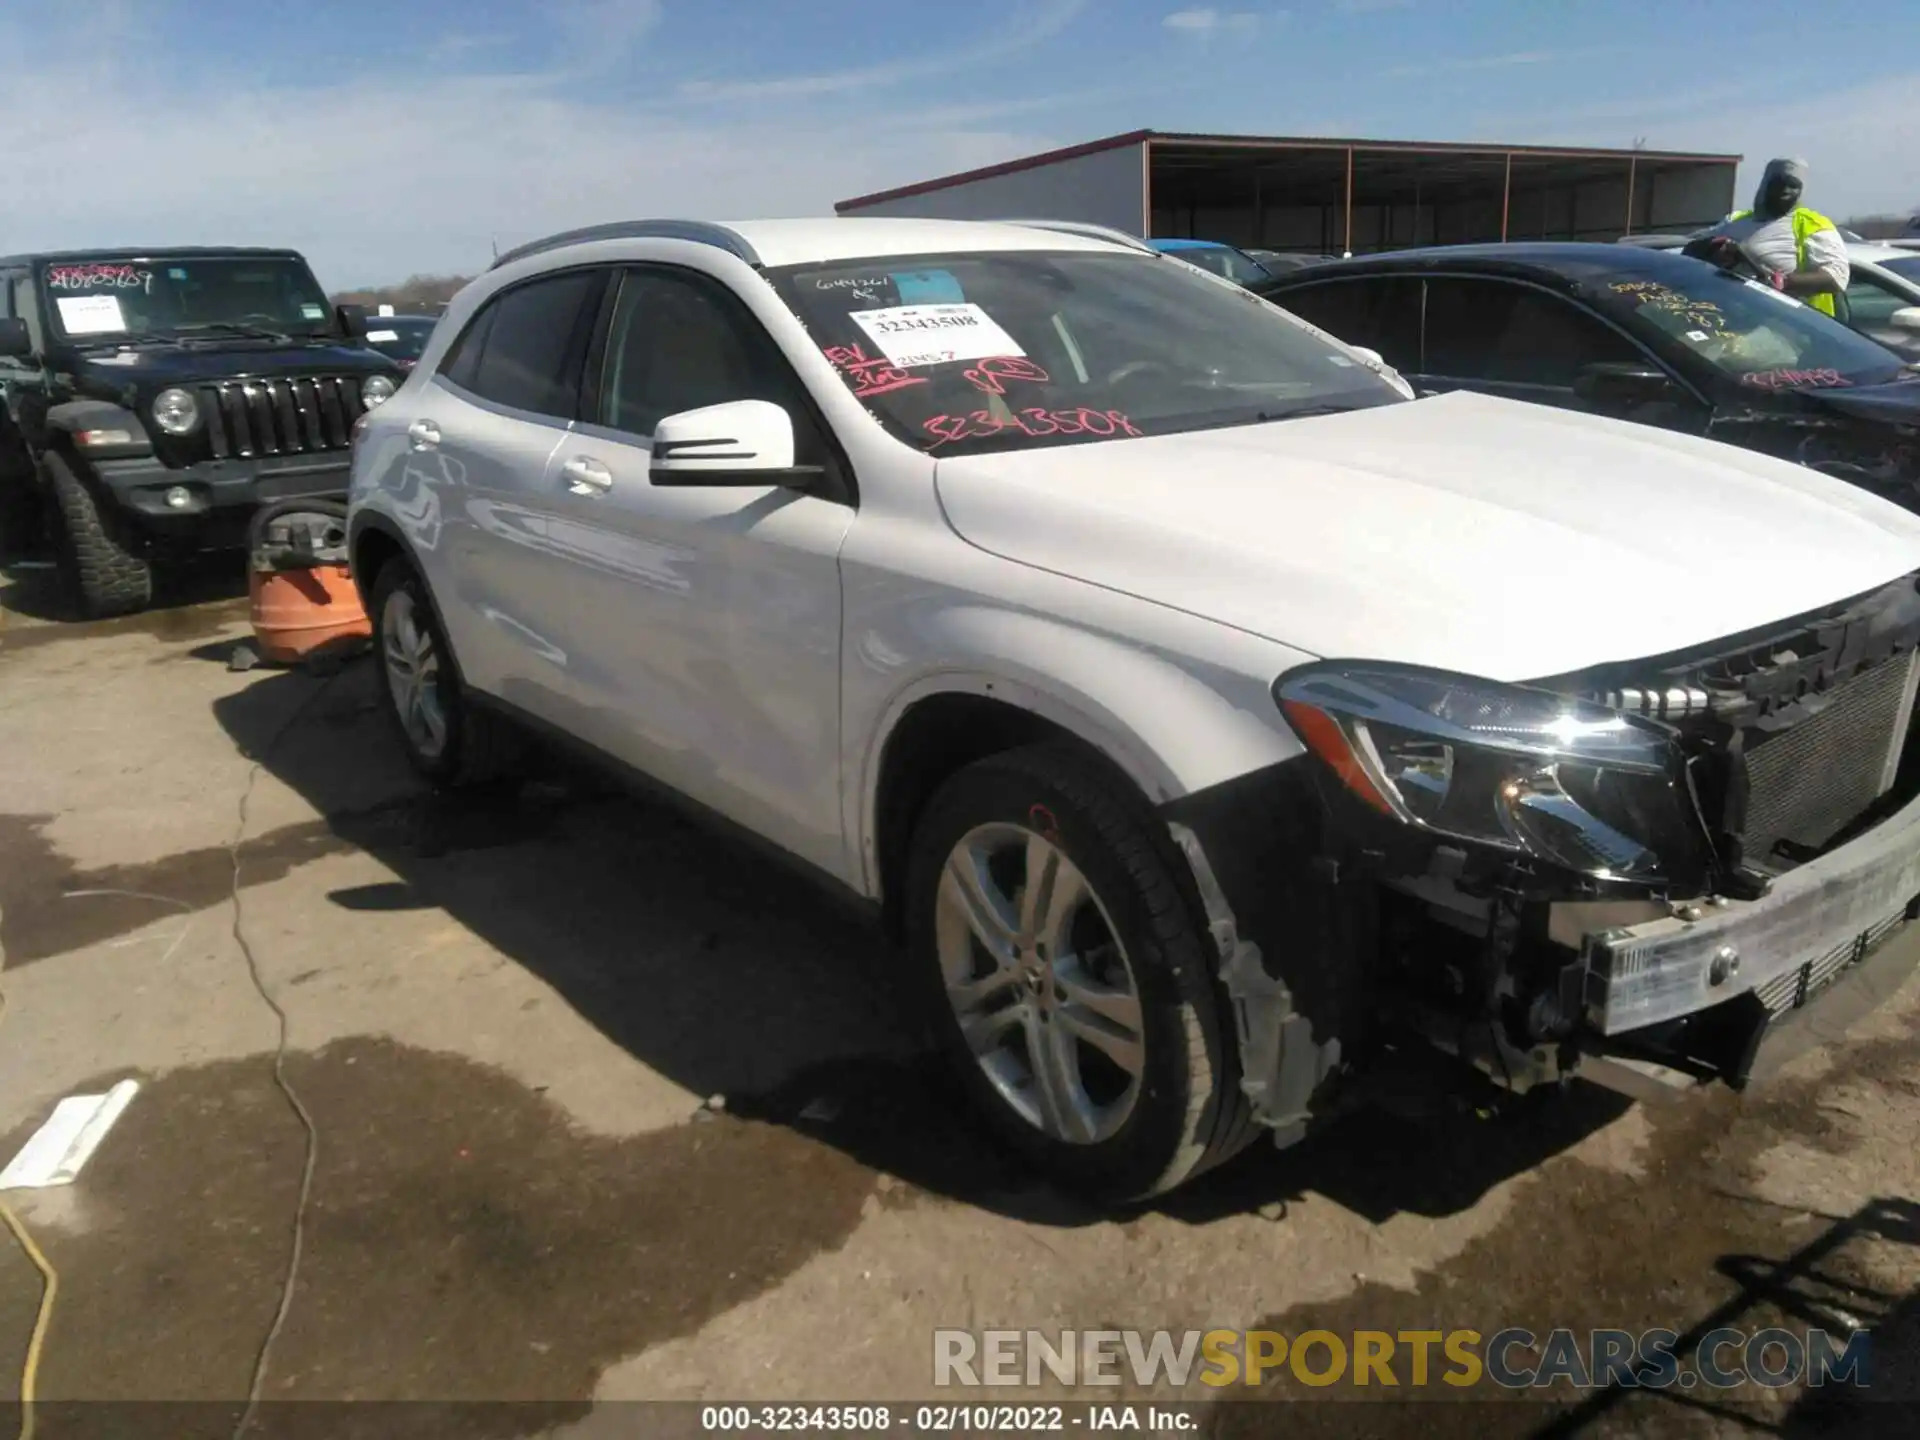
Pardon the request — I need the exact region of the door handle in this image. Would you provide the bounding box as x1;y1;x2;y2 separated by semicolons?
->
562;455;613;495
408;419;441;449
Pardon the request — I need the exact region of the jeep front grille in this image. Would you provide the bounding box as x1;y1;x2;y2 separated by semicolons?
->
198;376;366;459
1740;650;1920;865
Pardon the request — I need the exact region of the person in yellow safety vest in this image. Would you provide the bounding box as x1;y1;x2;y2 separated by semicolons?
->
1689;157;1849;317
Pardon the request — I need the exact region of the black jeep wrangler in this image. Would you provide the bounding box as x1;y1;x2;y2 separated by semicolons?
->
0;247;404;616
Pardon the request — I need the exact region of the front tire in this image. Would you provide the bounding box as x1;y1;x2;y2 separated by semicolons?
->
370;557;517;784
43;451;152;618
905;742;1256;1203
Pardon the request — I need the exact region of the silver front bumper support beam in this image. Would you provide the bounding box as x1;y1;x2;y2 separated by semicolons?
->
1585;786;1920;1036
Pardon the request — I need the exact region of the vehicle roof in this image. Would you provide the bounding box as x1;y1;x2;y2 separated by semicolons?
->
497;218;1140;273
1261;241;1720;285
1850;241;1920;264
0;246;306;267
1149;237;1236;251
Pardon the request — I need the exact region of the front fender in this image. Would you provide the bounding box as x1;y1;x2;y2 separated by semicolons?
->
849;603;1309;896
46;398;155;459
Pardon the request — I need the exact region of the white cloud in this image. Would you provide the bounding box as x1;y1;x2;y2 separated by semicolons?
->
0;6;1099;288
679;0;1090;102
1161;9;1267;40
1385;50;1576;79
1337;0;1414;11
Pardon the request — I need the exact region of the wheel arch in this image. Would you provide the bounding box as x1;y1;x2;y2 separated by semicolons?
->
857;629;1305;936
347;508;410;613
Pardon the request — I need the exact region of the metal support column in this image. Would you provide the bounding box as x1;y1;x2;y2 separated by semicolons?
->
1500;152;1512;241
1344;146;1354;255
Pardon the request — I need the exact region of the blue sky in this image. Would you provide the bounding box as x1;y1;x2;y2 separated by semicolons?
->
5;0;1915;287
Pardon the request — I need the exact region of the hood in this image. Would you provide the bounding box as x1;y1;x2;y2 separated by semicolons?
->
1792;374;1920;427
933;391;1920;682
66;340;399;396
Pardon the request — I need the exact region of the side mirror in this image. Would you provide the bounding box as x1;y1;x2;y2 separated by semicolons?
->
0;317;33;359
336;303;369;339
1890;306;1920;334
1574;361;1683;409
649;399;822;488
1349;346;1385;367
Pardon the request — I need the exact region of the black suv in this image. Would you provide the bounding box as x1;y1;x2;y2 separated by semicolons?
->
0;248;405;616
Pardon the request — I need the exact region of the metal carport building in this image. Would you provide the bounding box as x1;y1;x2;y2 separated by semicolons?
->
835;130;1742;255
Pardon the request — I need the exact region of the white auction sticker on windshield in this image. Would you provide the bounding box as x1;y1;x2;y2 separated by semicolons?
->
56;295;127;334
848;303;1024;369
367;329;399;342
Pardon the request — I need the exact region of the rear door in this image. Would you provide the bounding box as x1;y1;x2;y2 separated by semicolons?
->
1415;276;1660;412
408;267;607;710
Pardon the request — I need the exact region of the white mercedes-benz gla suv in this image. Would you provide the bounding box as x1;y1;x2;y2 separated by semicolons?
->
350;217;1920;1201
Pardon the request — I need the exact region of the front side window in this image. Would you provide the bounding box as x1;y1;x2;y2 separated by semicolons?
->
1593;266;1907;389
597;269;801;438
452;270;601;419
1881;256;1920;287
1844;273;1916;328
1422;278;1642;386
38;255;335;341
767;250;1404;456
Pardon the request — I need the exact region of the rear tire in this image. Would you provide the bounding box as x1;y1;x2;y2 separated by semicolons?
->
44;451;152;618
370;556;518;785
904;741;1257;1203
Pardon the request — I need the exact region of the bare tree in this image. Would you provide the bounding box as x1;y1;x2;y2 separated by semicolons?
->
329;273;475;314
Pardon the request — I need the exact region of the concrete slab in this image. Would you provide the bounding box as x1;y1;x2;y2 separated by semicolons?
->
2;569;1916;1439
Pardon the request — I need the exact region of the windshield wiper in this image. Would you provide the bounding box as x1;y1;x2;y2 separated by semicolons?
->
74;334;185;350
1254;403;1357;423
172;322;294;342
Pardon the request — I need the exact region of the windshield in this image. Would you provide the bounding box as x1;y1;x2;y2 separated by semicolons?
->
767;250;1403;456
1169;246;1272;286
1593;268;1906;389
40;255;336;342
365;318;436;361
1881;256;1920;288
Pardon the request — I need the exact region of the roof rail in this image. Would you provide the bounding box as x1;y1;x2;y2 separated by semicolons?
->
994;219;1158;255
490;220;759;271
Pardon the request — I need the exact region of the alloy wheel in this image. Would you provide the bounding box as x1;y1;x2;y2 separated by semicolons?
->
933;822;1146;1144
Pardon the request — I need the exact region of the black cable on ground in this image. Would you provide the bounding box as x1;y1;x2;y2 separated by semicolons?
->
230;665;346;1439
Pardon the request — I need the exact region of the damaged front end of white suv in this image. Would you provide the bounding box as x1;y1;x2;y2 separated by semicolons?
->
1173;570;1920;1143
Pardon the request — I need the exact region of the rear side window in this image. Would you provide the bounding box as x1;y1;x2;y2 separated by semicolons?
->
1273;277;1422;372
1422;277;1640;387
444;270;601;419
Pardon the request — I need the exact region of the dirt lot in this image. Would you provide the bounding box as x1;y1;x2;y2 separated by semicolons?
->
1;565;1917;1440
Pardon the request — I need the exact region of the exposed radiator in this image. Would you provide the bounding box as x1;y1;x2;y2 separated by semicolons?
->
1741;650;1920;865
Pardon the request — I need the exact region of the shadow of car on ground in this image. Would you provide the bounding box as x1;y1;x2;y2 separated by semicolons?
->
209;657;1631;1229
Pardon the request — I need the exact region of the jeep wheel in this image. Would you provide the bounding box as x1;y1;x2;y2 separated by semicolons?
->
44;451;152;618
371;557;517;784
905;742;1256;1203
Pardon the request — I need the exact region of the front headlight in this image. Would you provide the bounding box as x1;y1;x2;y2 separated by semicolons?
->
1276;664;1705;883
361;374;397;408
151;387;199;435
